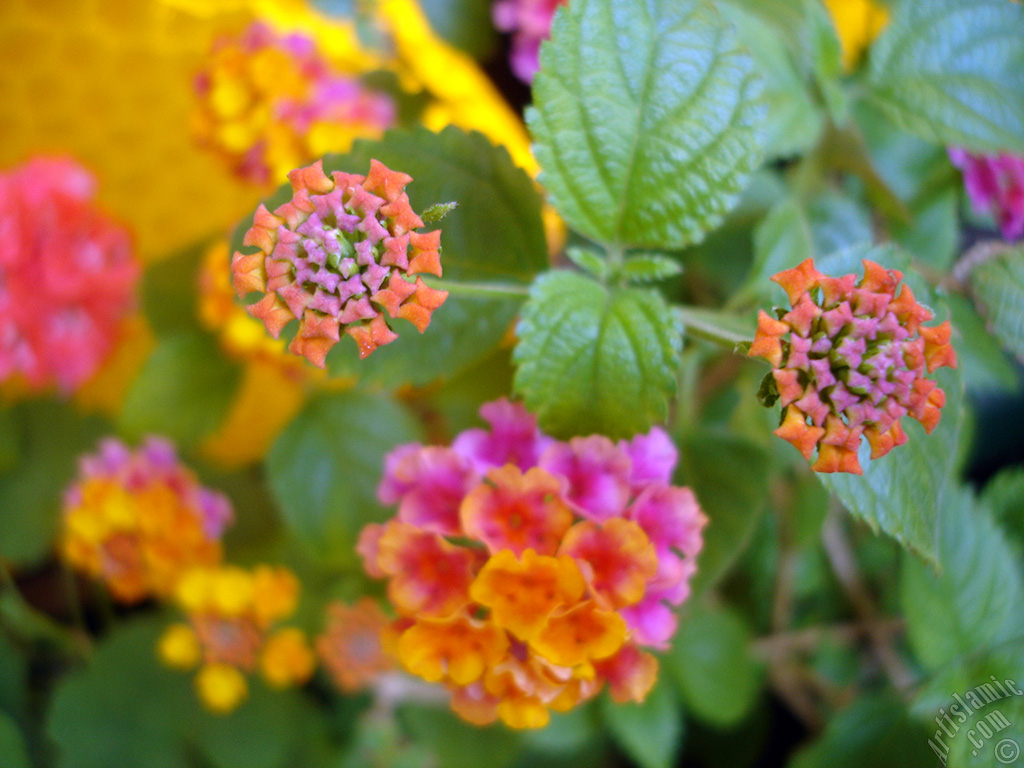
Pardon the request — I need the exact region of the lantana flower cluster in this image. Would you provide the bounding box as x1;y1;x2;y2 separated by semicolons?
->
60;438;232;604
949;149;1024;242
0;157;138;393
750;259;957;474
193;22;395;185
232;159;448;365
159;564;314;713
357;400;707;729
492;0;566;82
317;598;400;693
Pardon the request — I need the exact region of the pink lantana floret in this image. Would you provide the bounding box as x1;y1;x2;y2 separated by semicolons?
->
492;0;568;82
0;157;138;392
949;149;1024;241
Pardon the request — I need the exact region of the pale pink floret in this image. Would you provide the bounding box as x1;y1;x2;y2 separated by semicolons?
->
949;149;1024;241
619;427;678;492
0;157;138;392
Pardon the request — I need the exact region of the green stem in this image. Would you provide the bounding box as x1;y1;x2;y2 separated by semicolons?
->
675;306;756;351
426;278;531;299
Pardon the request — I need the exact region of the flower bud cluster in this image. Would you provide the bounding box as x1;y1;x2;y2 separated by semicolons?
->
750;259;957;474
232;159;448;366
358;399;706;728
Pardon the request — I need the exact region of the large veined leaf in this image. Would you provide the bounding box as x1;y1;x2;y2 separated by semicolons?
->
970;245;1024;365
811;246;964;564
513;271;681;439
319;127;548;385
866;0;1024;154
0;715;29;768
266;392;422;567
901;486;1024;672
913;637;1024;768
528;0;765;249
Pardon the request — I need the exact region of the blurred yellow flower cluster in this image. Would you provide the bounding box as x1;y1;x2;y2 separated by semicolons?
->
160;564;314;712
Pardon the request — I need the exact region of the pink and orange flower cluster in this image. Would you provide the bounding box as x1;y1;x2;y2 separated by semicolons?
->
61;438;232;603
193;22;395;186
0;157;138;393
232;159;448;365
358;400;706;728
750;259;957;474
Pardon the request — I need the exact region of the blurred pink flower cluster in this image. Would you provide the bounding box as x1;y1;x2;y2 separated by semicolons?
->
0;157;138;392
493;0;567;82
949;149;1024;241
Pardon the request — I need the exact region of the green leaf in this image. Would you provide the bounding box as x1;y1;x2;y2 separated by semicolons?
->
420;201;458;223
912;637;1024;768
893;190;959;272
982;466;1024;531
323;127;548;385
192;684;304;768
820;364;963;565
419;0;498;58
948;294;1019;394
805;193;873;258
718;2;823;159
789;694;934;768
666;604;762;728
119;332;241;446
619;253;683;283
901;486;1024;671
513;271;681;439
528;0;765;249
266;392;422;567
142;241;208;335
0;401;108;565
751;198;815;300
48;618;197;768
398;705;523;768
970;245;1024;364
0;636;26;721
0;408;18;473
677;431;772;593
600;680;683;768
565;247;610;281
866;0;1024;154
0;714;30;768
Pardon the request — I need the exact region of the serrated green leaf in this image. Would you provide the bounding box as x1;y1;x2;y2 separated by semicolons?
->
912;637;1024;768
814;247;964;564
901;486;1024;671
528;0;765;249
789;694;934;768
513;271;681;439
0;402;108;566
601;680;683;768
866;0;1024;154
266;392;422;567
678;431;772;593
667;604;762;727
119;332;241;446
971;246;1024;365
948;295;1019;394
321;127;547;385
619;253;683;283
0;714;29;768
565;247;610;281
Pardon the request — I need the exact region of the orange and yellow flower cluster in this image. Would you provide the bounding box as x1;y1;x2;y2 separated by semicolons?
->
232;158;448;364
750;259;957;474
160;564;314;713
193;22;395;186
60;438;232;604
358;400;706;728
